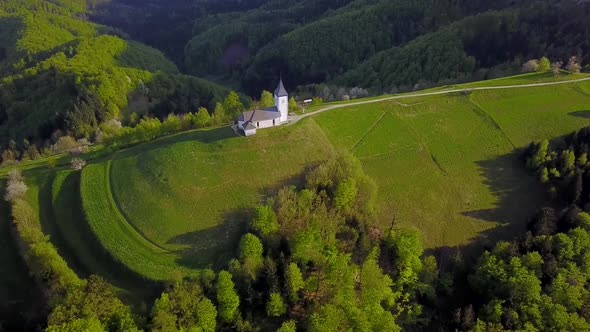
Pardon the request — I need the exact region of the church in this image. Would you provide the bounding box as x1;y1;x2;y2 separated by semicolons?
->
237;78;289;136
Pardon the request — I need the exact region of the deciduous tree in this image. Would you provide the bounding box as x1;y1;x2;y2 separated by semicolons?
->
538;57;550;72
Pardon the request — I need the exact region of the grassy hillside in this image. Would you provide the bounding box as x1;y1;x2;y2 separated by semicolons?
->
82;120;337;279
3;73;590;294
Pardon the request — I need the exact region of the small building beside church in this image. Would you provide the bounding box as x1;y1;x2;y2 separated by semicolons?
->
237;78;289;136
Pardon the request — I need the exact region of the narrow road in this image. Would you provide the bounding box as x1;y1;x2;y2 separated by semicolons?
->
288;76;590;125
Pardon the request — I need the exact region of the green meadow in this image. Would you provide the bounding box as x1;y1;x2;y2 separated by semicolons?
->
2;73;590;296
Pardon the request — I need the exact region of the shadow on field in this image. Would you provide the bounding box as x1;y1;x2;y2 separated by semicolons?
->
39;171;162;305
169;167;322;270
169;208;252;270
568;110;590;118
426;150;547;267
111;126;236;162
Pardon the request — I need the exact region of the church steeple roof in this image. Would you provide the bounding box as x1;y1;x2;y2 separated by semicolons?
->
274;77;288;97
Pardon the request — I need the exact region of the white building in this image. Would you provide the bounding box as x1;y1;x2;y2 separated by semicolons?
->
237;78;289;136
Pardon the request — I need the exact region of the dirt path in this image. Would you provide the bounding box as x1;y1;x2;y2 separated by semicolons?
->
288;76;590;125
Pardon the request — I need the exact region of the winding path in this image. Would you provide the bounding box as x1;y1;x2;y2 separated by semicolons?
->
288;76;590;125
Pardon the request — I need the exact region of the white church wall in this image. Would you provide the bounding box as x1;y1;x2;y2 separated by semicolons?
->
255;118;278;129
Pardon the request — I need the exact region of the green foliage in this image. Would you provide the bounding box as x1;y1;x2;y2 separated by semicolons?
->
216;270;240;323
468;225;590;331
276;320;296;332
251;205;279;237
223;91;245;119
538;57;551;72
0;2;229;158
186;0;590;95
9;196;82;296
194;107;211;128
525;126;590;205
260;90;274;108
285;263;304;300
46;317;104;332
238;233;264;280
266;292;286;317
334;177;357;209
150;279;217;332
48;275;138;331
212;102;227;125
288;97;299;113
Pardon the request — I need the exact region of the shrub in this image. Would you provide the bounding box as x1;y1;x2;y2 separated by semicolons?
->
70;158;87;171
51;136;81;154
4;170;28;201
551;62;563;75
522;59;539;73
565;56;582;74
537;57;550;72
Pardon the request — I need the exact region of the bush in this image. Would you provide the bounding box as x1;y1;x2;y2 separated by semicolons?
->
51;136;82;154
565;56;582;74
4;170;28;201
522;59;539;73
70;158;87;171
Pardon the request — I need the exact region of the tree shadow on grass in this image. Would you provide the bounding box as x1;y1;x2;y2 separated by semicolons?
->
426;149;548;268
568;110;590;118
169;164;324;270
111;126;237;162
170;208;252;270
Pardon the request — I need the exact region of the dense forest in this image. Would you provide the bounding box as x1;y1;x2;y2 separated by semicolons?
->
88;0;590;95
175;0;590;94
0;0;231;163
2;0;590;159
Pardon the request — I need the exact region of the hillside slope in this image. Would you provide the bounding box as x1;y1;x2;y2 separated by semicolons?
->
182;0;589;94
0;0;228;154
35;74;589;285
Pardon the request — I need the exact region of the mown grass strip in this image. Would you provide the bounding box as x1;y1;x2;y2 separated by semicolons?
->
50;170;160;302
80;161;197;280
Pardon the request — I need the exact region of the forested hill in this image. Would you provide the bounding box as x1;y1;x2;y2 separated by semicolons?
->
0;0;228;153
179;0;589;95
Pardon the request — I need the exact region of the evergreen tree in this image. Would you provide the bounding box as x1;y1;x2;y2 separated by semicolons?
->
266;292;287;317
216;271;240;323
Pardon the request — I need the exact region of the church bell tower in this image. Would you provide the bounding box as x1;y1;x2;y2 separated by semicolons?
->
274;77;289;123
